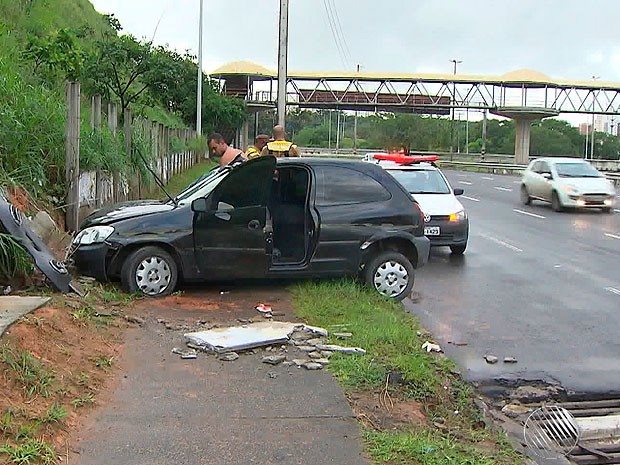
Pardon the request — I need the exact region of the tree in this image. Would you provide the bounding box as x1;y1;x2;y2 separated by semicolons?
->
24;28;87;80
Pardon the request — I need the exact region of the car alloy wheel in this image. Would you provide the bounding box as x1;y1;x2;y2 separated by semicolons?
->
364;251;415;301
135;256;172;296
121;246;178;297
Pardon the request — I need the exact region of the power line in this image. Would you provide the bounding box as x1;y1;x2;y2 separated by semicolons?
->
328;0;352;64
321;0;347;68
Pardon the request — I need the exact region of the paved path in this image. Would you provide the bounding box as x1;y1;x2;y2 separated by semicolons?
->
72;289;368;465
0;296;50;337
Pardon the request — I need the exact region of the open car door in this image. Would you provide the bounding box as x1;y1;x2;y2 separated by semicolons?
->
192;156;276;279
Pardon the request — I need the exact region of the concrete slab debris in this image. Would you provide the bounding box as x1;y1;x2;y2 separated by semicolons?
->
333;332;352;339
314;344;366;355
185;322;300;353
503;356;518;364
171;347;197;359
219;352;239;362
0;296;50;337
262;355;286;365
303;362;323;370
484;355;499;364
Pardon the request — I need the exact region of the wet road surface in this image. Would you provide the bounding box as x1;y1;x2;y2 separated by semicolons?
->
406;170;620;398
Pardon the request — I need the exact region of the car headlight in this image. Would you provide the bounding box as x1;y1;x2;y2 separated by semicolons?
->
73;226;114;245
449;210;466;222
561;185;579;195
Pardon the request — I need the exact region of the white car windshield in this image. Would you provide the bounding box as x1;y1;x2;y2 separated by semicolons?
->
388;169;451;194
555;163;602;178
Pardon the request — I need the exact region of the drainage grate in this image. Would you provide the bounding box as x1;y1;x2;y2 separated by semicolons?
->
524;405;580;459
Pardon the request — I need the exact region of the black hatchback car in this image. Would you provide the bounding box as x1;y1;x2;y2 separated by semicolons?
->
72;156;430;300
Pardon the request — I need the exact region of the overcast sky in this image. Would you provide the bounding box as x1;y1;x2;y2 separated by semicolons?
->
89;0;620;125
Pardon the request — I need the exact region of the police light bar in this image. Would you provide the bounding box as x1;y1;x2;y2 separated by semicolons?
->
373;153;439;164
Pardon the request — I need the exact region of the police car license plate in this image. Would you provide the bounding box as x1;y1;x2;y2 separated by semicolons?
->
424;226;440;236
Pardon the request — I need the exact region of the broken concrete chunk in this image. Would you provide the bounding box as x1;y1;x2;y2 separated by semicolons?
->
125;315;145;325
267;372;278;379
314;344;366;355
320;351;333;358
171;347;197;359
314;358;330;365
297;345;316;352
503;356;518;364
219;352;239;362
484;355;498;364
262;355;286;365
307;351;323;359
291;358;309;367
305;338;325;346
333;332;352;339
303;362;323;370
422;341;443;353
300;325;329;337
501;403;531;418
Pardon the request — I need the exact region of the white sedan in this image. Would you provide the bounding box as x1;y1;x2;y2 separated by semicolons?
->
520;157;615;213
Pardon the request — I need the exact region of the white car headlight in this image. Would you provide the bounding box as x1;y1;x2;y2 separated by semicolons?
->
73;226;114;245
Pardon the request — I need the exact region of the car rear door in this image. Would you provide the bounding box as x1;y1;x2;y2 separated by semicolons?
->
193;156;276;279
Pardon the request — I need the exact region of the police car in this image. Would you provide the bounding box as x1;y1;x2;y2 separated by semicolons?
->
365;153;469;255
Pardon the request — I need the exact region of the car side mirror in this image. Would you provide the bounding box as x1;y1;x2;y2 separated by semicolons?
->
453;188;464;196
191;198;209;213
214;202;234;221
542;172;553;180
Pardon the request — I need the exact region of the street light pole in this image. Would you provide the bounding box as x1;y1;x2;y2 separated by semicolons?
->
277;0;290;127
196;0;204;136
590;75;600;160
449;59;462;159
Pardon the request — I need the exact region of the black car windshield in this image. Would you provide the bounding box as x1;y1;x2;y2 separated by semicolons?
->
555;162;602;178
388;169;451;194
173;166;229;204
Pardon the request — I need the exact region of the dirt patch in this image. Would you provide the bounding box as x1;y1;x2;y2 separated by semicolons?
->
6;185;34;213
349;390;428;431
0;295;126;463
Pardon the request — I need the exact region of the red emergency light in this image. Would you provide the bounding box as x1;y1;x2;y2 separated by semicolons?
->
373;153;439;165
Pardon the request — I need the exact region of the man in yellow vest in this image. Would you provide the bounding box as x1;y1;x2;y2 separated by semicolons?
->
245;134;270;159
261;125;299;157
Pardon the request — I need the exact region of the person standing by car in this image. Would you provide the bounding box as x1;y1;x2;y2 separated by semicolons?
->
261;125;299;157
246;134;270;159
208;133;245;166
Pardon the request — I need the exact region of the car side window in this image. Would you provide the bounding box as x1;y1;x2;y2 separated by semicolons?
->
211;164;273;209
539;162;551;174
315;167;392;206
531;161;541;173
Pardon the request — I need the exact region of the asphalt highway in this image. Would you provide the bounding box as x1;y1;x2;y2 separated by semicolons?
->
406;170;620;398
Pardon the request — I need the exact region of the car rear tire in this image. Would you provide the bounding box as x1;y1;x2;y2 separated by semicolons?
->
121;246;178;297
520;185;531;205
450;244;467;255
364;251;414;301
551;191;564;212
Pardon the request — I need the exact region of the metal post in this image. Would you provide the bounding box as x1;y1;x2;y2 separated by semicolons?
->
353;64;360;152
196;0;204;135
328;111;332;149
449;59;462;160
277;0;289;127
65;81;80;232
481;109;488;160
590;76;600;159
465;107;469;153
336;111;341;150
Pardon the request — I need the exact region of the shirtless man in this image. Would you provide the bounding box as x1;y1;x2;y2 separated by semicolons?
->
207;133;245;166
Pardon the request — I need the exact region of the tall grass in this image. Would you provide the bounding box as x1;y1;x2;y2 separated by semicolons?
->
0;233;32;282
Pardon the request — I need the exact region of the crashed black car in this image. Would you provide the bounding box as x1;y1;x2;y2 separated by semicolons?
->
72;156;430;300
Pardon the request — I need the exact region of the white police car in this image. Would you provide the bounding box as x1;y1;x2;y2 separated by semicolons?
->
365;153;469;254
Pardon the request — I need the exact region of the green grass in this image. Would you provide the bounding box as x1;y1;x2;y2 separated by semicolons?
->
292;280;452;398
0;346;54;398
0;437;57;465
0;233;33;282
71;393;95;408
92;355;114;368
158;161;217;197
40;403;67;424
292;280;522;465
365;430;519;465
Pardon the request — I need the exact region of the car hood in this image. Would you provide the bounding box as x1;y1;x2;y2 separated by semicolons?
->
410;193;464;216
555;177;614;194
81;200;176;228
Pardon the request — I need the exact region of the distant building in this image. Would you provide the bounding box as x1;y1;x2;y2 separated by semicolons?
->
579;123;592;135
594;115;608;133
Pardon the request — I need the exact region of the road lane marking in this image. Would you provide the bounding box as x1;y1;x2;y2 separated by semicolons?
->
481;176;494;180
513;209;546;219
513;180;521;184
606;287;620;296
604;233;620;240
456;174;468;177
459;181;473;185
461;195;480;202
478;233;523;253
494;186;512;192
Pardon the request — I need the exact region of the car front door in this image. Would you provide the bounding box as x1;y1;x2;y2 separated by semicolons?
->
192;156;276;279
538;161;554;201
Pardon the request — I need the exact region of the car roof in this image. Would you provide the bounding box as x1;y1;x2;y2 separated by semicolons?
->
276;156;384;172
533;157;589;164
383;164;439;171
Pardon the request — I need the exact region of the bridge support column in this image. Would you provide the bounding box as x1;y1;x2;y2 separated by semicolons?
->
491;107;559;165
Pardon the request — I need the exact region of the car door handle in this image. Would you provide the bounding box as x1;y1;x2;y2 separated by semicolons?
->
248;219;261;230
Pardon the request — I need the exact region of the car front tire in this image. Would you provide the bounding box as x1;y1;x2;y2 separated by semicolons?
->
364;251;414;301
551;191;564;212
450;244;467;255
520;185;531;205
121;246;178;297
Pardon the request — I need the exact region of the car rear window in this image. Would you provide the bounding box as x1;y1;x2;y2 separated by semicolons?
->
387;169;451;194
315;167;391;205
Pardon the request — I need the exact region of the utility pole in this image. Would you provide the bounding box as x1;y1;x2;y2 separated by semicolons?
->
353;64;360;152
196;0;203;136
449;59;462;160
590;76;600;160
277;0;290;127
481;109;488;160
